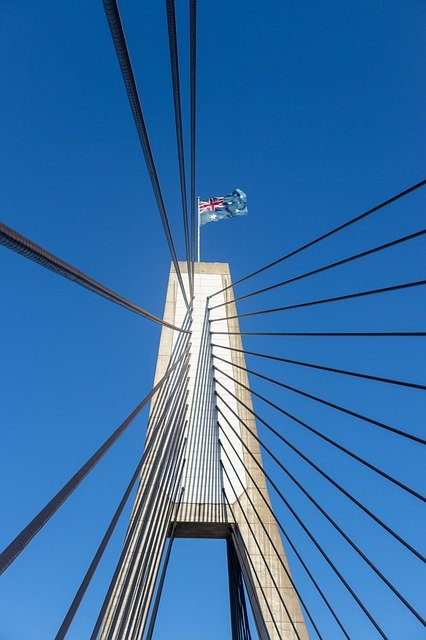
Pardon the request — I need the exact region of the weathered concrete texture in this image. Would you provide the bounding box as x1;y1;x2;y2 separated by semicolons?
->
219;265;308;640
100;262;309;640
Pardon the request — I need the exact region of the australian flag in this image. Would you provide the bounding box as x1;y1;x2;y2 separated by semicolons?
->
199;189;248;226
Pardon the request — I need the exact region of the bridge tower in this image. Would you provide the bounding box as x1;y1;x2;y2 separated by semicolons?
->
99;262;309;639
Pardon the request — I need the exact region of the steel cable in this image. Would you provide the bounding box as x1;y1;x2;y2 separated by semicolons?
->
217;415;389;639
0;220;187;332
189;0;197;279
210;280;426;323
131;434;188;638
89;384;188;639
212;343;426;391
101;385;189;638
0;348;189;575
214;366;424;502
218;407;425;626
209;229;426;310
55;454;147;639
216;389;425;624
213;354;425;445
165;0;192;297
220;459;322;640
226;536;253;640
211;331;426;337
144;487;185;640
216;391;425;565
210;179;426;298
225;497;285;640
101;0;189;309
218;430;351;640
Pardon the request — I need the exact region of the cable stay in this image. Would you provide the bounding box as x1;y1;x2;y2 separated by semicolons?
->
144;488;185;640
165;0;192;298
218;409;425;629
101;0;190;309
209;179;426;299
0;220;187;333
220;433;425;629
126;432;187;637
214;368;424;502
212;343;426;391
211;331;426;337
118;438;187;638
4;0;424;633
209;229;426;310
215;390;425;564
55;453;147;640
91;343;191;639
213;354;426;445
210;279;426;322
189;0;197;284
91;397;188;639
222;488;308;640
220;461;324;640
216;375;426;621
0;347;189;575
226;502;286;640
217;411;391;640
226;535;254;640
218;433;351;640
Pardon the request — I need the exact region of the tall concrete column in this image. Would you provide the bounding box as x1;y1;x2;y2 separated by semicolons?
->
100;262;309;640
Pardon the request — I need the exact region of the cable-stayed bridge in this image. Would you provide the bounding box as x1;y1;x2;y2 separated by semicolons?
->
0;1;425;639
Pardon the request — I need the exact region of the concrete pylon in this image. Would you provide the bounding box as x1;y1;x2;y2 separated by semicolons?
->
99;262;309;640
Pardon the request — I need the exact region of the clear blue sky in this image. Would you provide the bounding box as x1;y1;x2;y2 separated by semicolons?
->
0;1;425;638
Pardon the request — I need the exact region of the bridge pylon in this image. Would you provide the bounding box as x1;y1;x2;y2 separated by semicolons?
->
99;262;309;639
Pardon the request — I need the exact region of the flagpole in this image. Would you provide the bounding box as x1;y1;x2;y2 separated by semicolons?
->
197;197;200;262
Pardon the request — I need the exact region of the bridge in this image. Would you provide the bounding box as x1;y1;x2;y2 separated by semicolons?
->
0;1;425;639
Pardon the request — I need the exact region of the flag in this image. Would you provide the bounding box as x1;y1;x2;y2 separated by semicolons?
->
199;189;248;226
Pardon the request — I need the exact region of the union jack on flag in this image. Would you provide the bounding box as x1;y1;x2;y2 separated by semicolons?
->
199;197;226;213
198;189;248;226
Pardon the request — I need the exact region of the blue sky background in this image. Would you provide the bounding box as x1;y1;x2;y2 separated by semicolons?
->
0;0;425;638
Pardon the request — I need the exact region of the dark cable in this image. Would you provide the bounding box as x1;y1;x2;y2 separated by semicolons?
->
218;406;425;626
0;220;187;332
131;437;188;638
101;0;189;308
55;455;146;639
115;371;190;637
210;280;426;322
209;229;426;310
226;536;253;640
213;354;426;445
215;391;425;564
89;357;190;637
214;367;424;502
165;0;192;297
90;406;187;639
209;179;426;298
105;423;186;638
217;389;425;623
212;343;426;390
212;343;426;391
220;459;322;640
103;385;189;637
144;488;184;640
218;432;351;640
0;348;189;575
211;331;426;337
217;416;389;639
223;490;303;640
190;0;197;277
135;457;187;638
224;496;285;640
